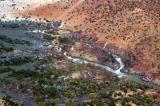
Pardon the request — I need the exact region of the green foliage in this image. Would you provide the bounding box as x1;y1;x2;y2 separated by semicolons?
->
131;93;156;105
39;57;52;64
0;67;14;73
9;69;33;79
58;37;73;44
0;59;158;106
0;56;31;66
2;96;19;106
0;78;11;85
0;35;31;46
43;34;55;42
0;46;14;52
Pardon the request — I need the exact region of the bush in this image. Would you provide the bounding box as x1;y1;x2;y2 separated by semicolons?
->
0;67;14;73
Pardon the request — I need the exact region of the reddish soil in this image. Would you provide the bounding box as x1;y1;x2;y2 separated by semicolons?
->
18;0;160;85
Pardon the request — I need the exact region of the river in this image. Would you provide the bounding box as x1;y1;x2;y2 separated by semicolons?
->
0;24;159;106
49;30;160;90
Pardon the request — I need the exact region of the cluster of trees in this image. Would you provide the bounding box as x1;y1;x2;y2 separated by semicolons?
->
0;46;14;53
43;34;56;42
0;35;31;46
58;37;74;44
2;96;19;106
0;42;14;53
0;47;158;106
0;67;14;73
0;20;46;28
0;62;158;105
0;56;31;66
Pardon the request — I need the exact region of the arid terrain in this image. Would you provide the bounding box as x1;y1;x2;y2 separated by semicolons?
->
0;0;160;105
19;0;160;85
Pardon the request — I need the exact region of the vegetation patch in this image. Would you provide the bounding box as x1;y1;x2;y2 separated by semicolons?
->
0;67;14;73
0;56;32;66
0;35;31;46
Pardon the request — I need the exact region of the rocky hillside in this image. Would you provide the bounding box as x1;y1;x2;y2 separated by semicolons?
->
20;0;160;85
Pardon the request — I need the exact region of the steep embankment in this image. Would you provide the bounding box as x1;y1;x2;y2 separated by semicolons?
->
19;2;69;20
20;0;160;84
